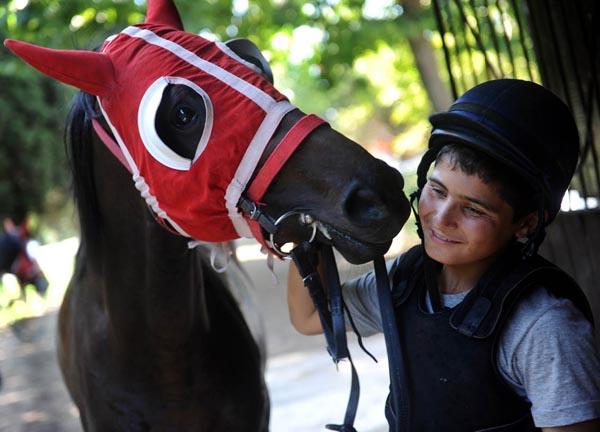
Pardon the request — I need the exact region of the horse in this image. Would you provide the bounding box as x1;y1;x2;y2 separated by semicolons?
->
5;0;411;429
0;220;48;302
0;220;48;392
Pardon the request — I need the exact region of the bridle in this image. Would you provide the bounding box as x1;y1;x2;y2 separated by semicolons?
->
237;113;327;256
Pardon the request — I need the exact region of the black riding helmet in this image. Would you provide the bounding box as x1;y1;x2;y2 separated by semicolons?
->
414;79;580;255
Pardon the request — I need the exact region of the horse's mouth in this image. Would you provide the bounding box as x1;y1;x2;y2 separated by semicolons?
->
268;213;395;263
318;222;393;264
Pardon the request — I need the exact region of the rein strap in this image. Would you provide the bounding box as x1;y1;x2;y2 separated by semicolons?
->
291;241;382;432
374;256;409;431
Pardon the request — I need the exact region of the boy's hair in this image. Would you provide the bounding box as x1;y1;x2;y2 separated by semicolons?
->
435;143;536;221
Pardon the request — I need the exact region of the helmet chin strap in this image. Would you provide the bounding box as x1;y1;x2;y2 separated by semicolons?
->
521;194;546;258
409;189;423;239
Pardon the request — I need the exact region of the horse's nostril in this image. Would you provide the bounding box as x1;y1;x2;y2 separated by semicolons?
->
343;184;389;226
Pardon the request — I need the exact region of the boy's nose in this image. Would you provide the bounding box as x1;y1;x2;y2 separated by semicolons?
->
435;202;457;227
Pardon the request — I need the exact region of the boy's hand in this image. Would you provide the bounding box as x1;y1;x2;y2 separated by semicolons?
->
542;419;600;431
287;243;324;335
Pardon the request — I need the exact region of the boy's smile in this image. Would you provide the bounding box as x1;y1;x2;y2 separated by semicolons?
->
418;156;529;284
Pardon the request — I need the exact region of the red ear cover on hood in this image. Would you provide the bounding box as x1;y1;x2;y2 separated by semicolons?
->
3;39;115;97
146;0;184;30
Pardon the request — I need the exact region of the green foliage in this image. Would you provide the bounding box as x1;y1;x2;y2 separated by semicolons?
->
183;0;433;139
0;58;70;225
0;0;146;235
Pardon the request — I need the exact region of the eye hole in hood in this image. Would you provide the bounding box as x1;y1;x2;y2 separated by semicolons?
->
138;76;214;170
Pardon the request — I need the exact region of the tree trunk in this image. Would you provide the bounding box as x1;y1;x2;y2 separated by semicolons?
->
402;0;453;112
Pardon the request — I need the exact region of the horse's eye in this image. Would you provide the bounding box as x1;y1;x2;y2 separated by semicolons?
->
150;81;213;166
173;105;197;128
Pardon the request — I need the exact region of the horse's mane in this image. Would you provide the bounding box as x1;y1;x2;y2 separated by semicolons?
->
64;91;102;256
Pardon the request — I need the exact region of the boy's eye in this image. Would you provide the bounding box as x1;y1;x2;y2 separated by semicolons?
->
430;185;446;197
464;206;484;216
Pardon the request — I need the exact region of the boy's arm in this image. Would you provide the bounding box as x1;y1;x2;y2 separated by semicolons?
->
501;291;600;429
288;248;393;337
287;261;323;335
542;419;600;431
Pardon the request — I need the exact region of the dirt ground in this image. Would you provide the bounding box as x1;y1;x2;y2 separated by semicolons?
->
0;314;80;431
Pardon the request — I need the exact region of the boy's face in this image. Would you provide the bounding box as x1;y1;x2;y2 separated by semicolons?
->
418;156;529;270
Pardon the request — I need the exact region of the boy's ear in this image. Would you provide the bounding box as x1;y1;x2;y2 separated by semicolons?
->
515;212;540;239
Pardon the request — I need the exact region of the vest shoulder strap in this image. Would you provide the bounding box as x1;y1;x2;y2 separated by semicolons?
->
450;253;594;338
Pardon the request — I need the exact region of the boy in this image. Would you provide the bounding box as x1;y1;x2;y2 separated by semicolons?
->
288;79;600;431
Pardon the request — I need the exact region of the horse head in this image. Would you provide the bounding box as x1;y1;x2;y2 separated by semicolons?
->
4;0;410;264
0;222;48;297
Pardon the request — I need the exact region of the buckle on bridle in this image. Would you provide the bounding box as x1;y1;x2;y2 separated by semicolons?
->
247;202;261;220
268;210;318;258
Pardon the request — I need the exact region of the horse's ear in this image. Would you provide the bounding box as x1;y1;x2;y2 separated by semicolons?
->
4;39;115;97
146;0;184;30
225;39;274;84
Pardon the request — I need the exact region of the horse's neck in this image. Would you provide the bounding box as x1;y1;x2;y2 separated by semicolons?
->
82;217;209;346
80;140;211;347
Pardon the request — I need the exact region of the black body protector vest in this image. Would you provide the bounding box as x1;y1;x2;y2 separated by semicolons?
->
384;244;594;432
